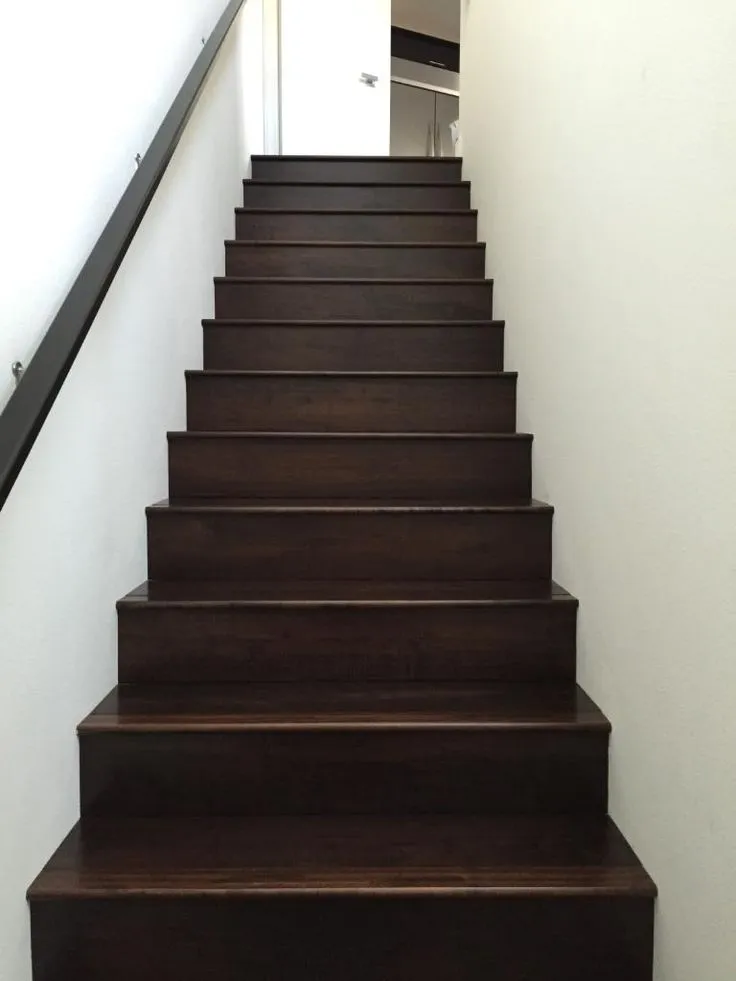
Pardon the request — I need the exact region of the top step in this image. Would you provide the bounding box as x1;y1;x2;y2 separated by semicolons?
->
252;155;463;184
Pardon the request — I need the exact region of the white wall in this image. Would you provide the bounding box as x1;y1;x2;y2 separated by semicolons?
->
0;3;264;979
0;0;218;406
262;0;282;152
280;0;391;155
461;3;736;980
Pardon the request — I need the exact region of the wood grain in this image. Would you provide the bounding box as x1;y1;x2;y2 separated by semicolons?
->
29;154;655;981
235;209;478;241
167;432;532;500
224;242;486;278
213;277;494;320
186;371;517;432
241;181;471;210
202;321;505;371
117;579;579;683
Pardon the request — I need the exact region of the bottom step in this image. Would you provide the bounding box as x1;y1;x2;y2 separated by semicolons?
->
30;816;655;981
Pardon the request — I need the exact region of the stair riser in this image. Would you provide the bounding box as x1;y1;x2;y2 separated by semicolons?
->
118;603;578;683
146;511;553;581
214;280;493;321
31;897;654;981
252;157;464;182
236;211;478;241
203;324;504;371
186;375;516;433
242;183;471;210
80;730;608;817
168;437;532;500
225;244;485;278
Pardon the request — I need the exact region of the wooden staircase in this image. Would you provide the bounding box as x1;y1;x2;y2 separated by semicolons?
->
28;155;656;980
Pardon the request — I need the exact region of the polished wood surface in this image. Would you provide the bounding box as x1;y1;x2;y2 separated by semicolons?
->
146;500;553;581
30;818;654;980
31;897;654;981
235;209;478;241
29;155;654;980
224;242;486;278
186;371;517;432
81;681;606;729
202;321;505;371
79;682;609;816
251;155;464;182
117;579;579;683
241;181;471;210
213;277;494;320
123;577;576;601
167;432;532;500
31;815;653;897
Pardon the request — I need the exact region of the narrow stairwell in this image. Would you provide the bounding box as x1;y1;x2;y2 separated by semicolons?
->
28;155;656;980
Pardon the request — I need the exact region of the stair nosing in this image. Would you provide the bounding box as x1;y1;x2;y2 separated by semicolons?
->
202;319;504;327
242;180;472;188
28;883;655;900
79;720;609;735
79;684;609;735
252;154;463;162
117;580;578;610
119;598;575;610
224;240;485;248
146;500;552;515
213;276;493;284
167;431;532;440
27;811;656;902
185;370;515;378
235;208;478;215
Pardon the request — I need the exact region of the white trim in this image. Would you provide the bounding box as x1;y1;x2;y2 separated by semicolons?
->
262;0;281;153
391;75;459;98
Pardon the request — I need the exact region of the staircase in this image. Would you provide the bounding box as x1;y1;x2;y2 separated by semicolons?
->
28;155;656;980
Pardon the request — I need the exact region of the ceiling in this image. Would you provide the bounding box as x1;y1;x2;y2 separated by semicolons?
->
391;0;460;43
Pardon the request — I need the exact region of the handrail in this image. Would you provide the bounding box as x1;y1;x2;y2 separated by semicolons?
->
0;0;247;512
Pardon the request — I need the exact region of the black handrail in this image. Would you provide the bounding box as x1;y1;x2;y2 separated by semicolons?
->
0;0;247;512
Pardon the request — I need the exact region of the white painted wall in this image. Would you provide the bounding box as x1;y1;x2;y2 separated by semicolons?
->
0;2;265;978
0;0;217;406
461;3;736;979
280;0;391;155
262;0;282;152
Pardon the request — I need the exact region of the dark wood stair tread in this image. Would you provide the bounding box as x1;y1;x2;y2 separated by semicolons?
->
29;815;654;899
242;182;473;188
203;318;503;326
147;498;551;513
168;430;531;440
224;240;485;247
79;682;608;732
253;154;464;162
185;369;514;377
213;276;491;283
235;208;479;215
120;578;576;605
